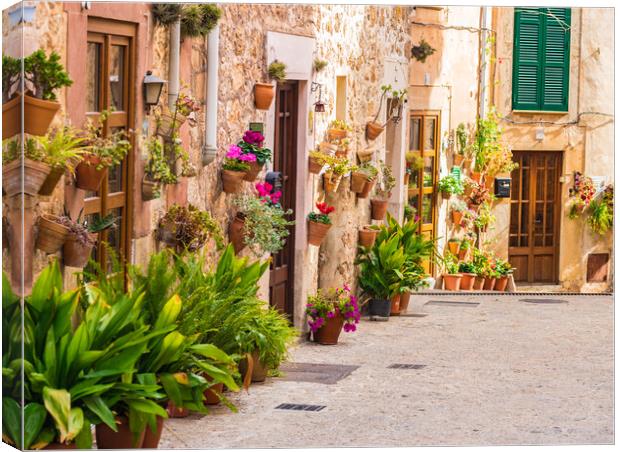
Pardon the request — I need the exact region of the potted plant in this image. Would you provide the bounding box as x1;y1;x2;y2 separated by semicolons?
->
351;162;378;194
358;224;380;248
356;146;375;163
370;161;395;220
450;199;467;225
231;184;294;256
238;130;272;181
327;119;351;141
306;286;360;345
441;253;462;291
454;122;470;165
586;185;614;235
458;261;477;290
75;110;131;191
366;85;407;140
221;144;252;194
308;150;328;174
2;50;73;139
61;212;116;267
466;180;490;210
472;248;487;290
474;201;495;233
438;174;464;199
308;202;334;246
157;90;201;138
323;154;353;193
458;237;472;261
447;238;461;256
36;213;70;254
255;60;286;110
2;136;51;197
494;258;513;292
143;137;175;200
157;204;224;253
411;38;436;63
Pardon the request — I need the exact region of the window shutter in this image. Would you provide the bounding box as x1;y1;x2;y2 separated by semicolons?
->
541;8;571;111
512;8;542;110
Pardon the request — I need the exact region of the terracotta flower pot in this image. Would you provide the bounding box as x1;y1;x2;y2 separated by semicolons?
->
96;416;145;449
141;416;165;448
228;214;246;254
36;214;70;254
319;142;338;154
323;172;342;193
370;198;389;221
350;171;367;193
358;227;377;248
309;156;323;174
390;293;401;316
243;160;263;182
358;179;375;199
157;110;186;138
24;95;61;136
2;95;20;139
399;292;411;313
39;166;65;196
447;241;460;255
365;121;385;141
454;154;464;165
335;149;347;159
308;220;331;246
460;273;476;291
238;349;268;383
63;234;96;268
75;154;106;192
314;309;344;345
452;210;463;225
254;83;275;110
142;177;161;201
221;169;246;194
443;273;462;291
458;247;470;261
483;276;496;290
470;171;485;184
356;148;374;163
404;172;410;186
473;276;485;290
3;158;51;197
495;276;508;292
166;400;189;418
204;381;224;405
328;128;347;140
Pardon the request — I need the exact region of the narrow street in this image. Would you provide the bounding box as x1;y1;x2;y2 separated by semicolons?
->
161;294;614;447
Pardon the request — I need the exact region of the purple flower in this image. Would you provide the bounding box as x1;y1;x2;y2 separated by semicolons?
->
327;311;335;319
243;130;264;146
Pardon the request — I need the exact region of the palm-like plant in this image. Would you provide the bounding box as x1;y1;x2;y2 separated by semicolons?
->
356;233;406;300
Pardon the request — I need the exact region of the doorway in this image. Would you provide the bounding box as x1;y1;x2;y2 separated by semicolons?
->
269;81;298;317
509;151;562;283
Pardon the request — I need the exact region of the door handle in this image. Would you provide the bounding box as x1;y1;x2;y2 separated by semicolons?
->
535;213;543;224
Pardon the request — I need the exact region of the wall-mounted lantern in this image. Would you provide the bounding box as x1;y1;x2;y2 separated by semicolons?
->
143;71;166;114
311;82;325;113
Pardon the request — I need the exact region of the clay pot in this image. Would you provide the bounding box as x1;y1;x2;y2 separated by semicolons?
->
96;416;145;449
443;273;462;291
358;179;375;199
75;154;106;192
495;276;509;292
350;171;367;193
314;308;344;345
63;234;96;268
399;292;411;313
365;121;385;141
43;442;77;450
319;142;338;154
239;349;268;383
458;247;470;261
358;227;377;248
157;221;178;249
228;214;246;254
460;273;476;291
327;128;347;140
447;240;460;255
204;379;224;405
24;95;62;136
370;198;389;221
356;147;374;163
335;149;347;159
141;416;165;448
323;172;342;193
404;172;410;186
2;95;20;139
483;276;496;290
308;220;331;247
390;293;401;316
473;276;485;290
452;210;463;225
308;156;323;174
454;154;464;165
142;177;161;201
243;160;263;182
39;166;65;196
254;83;275;110
3;158;51;197
221;169;246;194
166;400;189;418
470;172;485;184
36;214;70;254
157;110;186;137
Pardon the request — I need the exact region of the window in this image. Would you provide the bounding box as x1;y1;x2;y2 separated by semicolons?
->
335;76;347;121
512;8;571;112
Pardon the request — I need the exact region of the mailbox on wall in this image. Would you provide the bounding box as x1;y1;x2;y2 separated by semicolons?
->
494;177;512;198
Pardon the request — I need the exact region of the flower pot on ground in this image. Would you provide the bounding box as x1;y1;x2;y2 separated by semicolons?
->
228;213;246;254
390;293;401;316
473;276;485;290
370;198;389;220
314;309;345;345
458;262;476;291
495;276;508;292
203;377;225;406
368;298;391;320
399;292;411;313
166;401;189;418
141;416;165;448
238;349;268;383
254;82;275;110
493;257;513;292
95;416;146;449
366;121;385;141
43;442;77;450
307;286;360;344
483;276;496;290
36;214;70;254
358;225;379;248
441;253;461;290
2;158;51;197
447;239;461;256
443;273;462;291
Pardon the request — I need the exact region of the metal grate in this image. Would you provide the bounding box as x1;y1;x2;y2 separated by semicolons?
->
520;298;568;304
275;403;326;412
425;300;480;307
388;364;426;369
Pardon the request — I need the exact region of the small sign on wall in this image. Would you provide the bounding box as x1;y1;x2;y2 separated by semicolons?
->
249;122;264;134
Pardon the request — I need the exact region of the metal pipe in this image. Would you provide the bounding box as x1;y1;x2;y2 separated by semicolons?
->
478;6;489;118
168;19;180;108
204;24;219;157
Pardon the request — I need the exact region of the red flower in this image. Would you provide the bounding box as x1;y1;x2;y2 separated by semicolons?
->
316;202;335;215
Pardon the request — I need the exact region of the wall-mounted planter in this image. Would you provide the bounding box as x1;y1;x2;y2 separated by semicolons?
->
157;111;186;138
39;167;65;196
356;148;374;163
2;94;61;139
358;179;375;199
350;171;367;193
319;142;337;154
308;220;331;246
308;156;323;174
254;83;275;110
36;214;69;254
75;155;106;191
3;159;51;197
358;226;378;248
221;169;246;194
142;177;161;201
327;128;347;141
454;153;464;165
458;247;469;261
323;172;342;193
365;121;384;141
447;240;460;255
243;161;263;182
63;233;96;268
228;213;246;254
2;96;20;139
370;198;388;221
451;210;462;225
403;172;410;186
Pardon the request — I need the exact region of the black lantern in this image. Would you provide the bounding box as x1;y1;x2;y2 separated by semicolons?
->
311;82;325;113
143;70;166;113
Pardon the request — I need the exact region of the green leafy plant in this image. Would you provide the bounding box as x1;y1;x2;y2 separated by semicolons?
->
35;126;89;172
180;4;222;37
83;110;131;170
440;252;460;275
2;136;45;164
23;50;73;101
458;261;476;274
313;58;328;72
2;53;21;101
357;162;379;181
455;122;469;156
494;257;514;276
374;160;396;199
222;158;250;172
152;3;183;26
474;201;496;230
328;119;352;132
438;174;464;195
308;202;334;225
356;232;406;300
323;154;354;176
58;210;116;247
411;38;436;63
268;60;287;81
145;137;177;185
159;204;224;252
587;197;613;235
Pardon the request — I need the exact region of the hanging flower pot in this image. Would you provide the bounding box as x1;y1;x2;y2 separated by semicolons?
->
157;110;187;138
308;219;332;246
404;172;410;186
358;226;378;248
495;276;509;292
483;276;496;290
313;308;345;345
370;198;389;221
243;160;263;182
221;169;246;194
63;233;96;268
452;210;463;225
319;142;338;154
454;154;464;165
358;179;376;199
350;171;368;193
24;94;62;136
356;147;374;163
36;214;70;254
75;154;106;192
95;416;145;449
203;377;225;405
228;213;246;254
365;121;385;141
2;95;21;140
458;247;470;261
473;276;485;290
443;273;462;291
328;128;347;140
399;292;411;313
308;155;324;174
254;83;275;110
447;240;460;255
460;273;476;291
390;293;401;316
2;158;51;197
470;171;485;184
142;177;161;201
39;166;65;196
141;416;165;448
323;172;342;193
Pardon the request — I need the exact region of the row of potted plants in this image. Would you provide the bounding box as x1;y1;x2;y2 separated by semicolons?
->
441;249;513;292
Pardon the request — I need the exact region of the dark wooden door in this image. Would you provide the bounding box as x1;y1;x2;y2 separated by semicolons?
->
269;82;298;317
509;151;562;283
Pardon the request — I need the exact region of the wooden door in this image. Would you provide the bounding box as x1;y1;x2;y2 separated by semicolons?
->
269;82;298;317
509;151;562;283
83;19;136;269
407;111;440;273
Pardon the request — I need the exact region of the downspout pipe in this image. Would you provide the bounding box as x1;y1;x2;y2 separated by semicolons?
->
478;6;489;119
203;24;219;164
168;19;181;108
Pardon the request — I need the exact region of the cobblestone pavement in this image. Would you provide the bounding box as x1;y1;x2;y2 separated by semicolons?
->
160;294;614;448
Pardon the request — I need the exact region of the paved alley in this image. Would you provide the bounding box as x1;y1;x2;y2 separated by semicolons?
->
161;294;614;448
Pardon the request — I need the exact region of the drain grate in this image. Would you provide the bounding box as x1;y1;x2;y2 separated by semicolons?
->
275;403;326;412
520;298;568;304
279;362;359;385
425;300;480;307
388;364;426;369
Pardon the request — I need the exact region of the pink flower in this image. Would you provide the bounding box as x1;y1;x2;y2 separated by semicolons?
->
239;153;257;162
270;191;282;203
226;144;242;159
243;130;264;146
256;182;273;197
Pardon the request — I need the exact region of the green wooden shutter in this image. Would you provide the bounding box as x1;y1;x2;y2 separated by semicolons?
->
512;8;571;112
